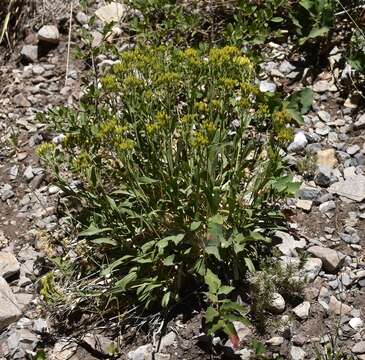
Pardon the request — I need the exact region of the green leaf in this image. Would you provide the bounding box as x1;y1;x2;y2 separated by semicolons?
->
204;269;221;294
205;306;219;323
218;285;235;295
101;255;133;276
115;272;137;291
79;226;112;237
244;257;255;273
91;237;118;246
205;245;221;261
161;291;171;307
271;17;284;22
190;221;201;231
138;176;159;184
163;254;175;266
220;301;247;316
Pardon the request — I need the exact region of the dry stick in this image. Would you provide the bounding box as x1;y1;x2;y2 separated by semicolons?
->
65;1;73;86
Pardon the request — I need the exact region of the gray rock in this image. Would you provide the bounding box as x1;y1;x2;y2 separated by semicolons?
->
307;246;345;273
20;45;38;62
319;200;336;214
0;252;20;279
318;110;331;123
347;144;360;155
329;175;365;202
314;166;332;187
288;132;308;153
159;331;176;350
301;258;322;281
296;199;312;211
7;328;38;359
76;11;89;25
266;336;284;346
275;231;306;257
82;333;114;355
51;340;78;360
128;344;153;360
33;319;48;333
292;301;310;320
259;80;276;93
352;341;365;354
313;80;330;93
38;25;60;44
13;94;31;107
0;277;22;330
354;114;365;130
329;295;352;316
290;345;306;360
269;292;285;314
298;185;320;200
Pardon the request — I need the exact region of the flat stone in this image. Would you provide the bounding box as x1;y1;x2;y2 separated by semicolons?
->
307;246;345;273
127;344;153;360
13;94;31;107
347;144;360;155
0;277;22;330
316;149;338;168
349;317;363;330
7;328;38;359
354;114;365;130
95;2;127;23
275;231;306;257
318;110;331;123
266;336;284;346
296;199;312;211
0;252;20;279
38;25;60;44
329;295;352;316
292;301;310;320
259;80;276;93
328;175;365;202
20;45;38;62
352;341;365;354
313;80;330;93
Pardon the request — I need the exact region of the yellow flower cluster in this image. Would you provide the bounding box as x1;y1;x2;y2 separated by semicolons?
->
36;142;56;158
240;82;259;96
191;131;209;148
220;77;237;89
146;111;170;135
123;75;144;89
101;75;118;91
209;46;240;64
195;101;208;112
181;114;196;124
202;121;217;134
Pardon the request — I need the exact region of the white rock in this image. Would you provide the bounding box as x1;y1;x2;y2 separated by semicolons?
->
95;2;127;23
38;25;60;45
301;258;322;281
269;293;285;314
287;132;308;153
349;317;363;330
275;231;306;257
329;295;352;316
128;344;153;360
292;301;310;320
266;336;284;346
259;80;276;93
0;276;22;330
0;251;20;279
20;45;38;62
290;346;306;360
296;199;312;211
329;175;365;202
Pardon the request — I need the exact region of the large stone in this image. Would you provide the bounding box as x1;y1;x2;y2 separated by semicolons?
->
316;149;338;168
328;175;365;202
268;293;285;314
307;246;345;273
352;341;365;354
288;132;308;153
38;25;60;45
7;328;38;359
292;301;310;320
354;114;365;130
329;295;352;316
275;231;306;257
0;251;20;279
127;344;153;360
20;45;38;62
259;80;276;93
0;277;22;330
301;258;322;281
290;345;306;360
95;2;127;23
313;80;330;93
314;166;332;187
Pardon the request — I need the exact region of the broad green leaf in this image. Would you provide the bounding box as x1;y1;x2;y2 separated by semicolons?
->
204;269;221;294
204;306;219;323
101;255;133;276
218;285;235;295
163;254;175;266
190;221;201;231
271;17;284;22
223;322;239;349
220;301;247;316
205;246;221;261
138;176;159;184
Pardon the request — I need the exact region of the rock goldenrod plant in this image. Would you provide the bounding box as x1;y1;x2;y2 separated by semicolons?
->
38;45;299;340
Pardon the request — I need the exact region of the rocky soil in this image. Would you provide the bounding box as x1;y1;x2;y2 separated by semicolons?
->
0;2;365;360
